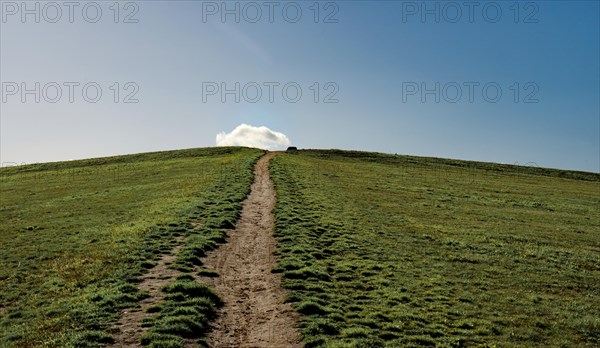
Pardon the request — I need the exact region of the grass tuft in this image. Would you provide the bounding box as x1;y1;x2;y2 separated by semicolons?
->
141;278;222;345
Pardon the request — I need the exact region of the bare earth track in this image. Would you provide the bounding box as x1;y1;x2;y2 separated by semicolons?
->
110;238;185;347
110;153;300;347
203;152;302;347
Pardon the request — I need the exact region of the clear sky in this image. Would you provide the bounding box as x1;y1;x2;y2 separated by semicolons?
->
1;1;599;172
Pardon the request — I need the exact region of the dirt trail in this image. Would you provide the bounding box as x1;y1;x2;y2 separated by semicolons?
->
202;152;302;348
110;237;185;347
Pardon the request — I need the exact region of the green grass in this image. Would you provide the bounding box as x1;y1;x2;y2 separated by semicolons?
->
2;146;598;347
270;150;600;347
0;147;263;347
141;275;222;347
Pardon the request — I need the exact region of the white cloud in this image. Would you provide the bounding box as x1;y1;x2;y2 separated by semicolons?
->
216;124;290;150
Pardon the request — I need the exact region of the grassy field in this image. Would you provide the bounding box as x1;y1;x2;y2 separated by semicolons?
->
2;147;598;347
270;150;600;347
0;147;263;347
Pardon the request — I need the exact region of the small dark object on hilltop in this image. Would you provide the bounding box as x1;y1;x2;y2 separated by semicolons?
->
286;147;298;152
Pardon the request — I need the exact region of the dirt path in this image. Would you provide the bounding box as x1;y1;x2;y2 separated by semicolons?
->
202;152;302;348
110;237;185;347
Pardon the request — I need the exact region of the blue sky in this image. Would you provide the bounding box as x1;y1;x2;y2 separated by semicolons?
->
1;1;598;172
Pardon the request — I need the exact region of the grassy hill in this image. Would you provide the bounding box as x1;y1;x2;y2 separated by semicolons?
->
0;147;263;346
270;150;599;347
1;147;598;347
